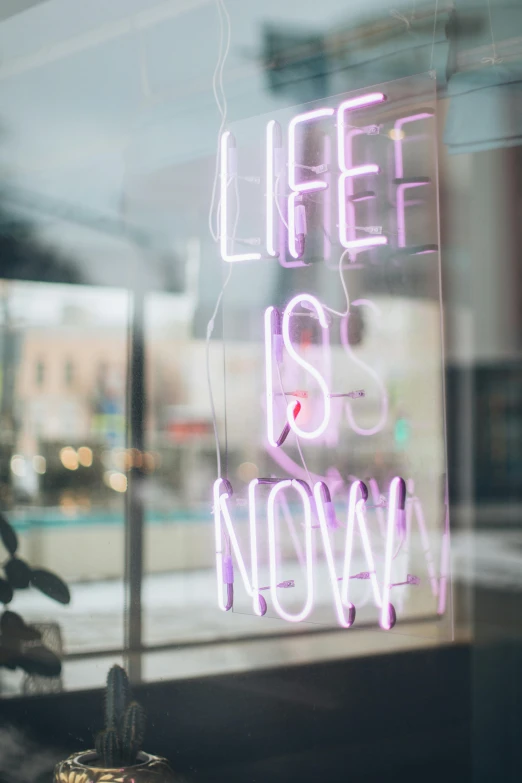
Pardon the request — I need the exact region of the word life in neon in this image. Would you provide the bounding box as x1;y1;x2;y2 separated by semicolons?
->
220;91;437;263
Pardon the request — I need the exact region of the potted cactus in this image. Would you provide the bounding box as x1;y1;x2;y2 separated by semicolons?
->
54;665;176;783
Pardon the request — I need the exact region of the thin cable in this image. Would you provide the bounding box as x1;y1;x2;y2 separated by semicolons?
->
206;264;233;478
482;0;502;64
322;249;351;318
429;0;439;72
222;269;228;479
221;176;240;479
208;0;232;242
274;174;289;229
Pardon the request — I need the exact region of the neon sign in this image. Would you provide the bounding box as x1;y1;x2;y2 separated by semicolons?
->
211;75;448;634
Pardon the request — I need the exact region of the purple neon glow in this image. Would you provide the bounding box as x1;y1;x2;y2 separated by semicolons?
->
213;478;233;611
393;112;434;180
214;477;266;616
288;107;334;192
220;131;262;263
266;120;281;258
323;135;332;261
337;93;386;169
412;495;439;597
287;107;333;258
282;294;331;440
288;192;310;259
396;180;431;248
248;479;268;616
380;477;406;630
267;480;314;623
393;112;434;248
276;400;301;447
340;300;388;436
437;495;450;616
341;481;382;610
214;472;442;628
345;164;380;178
337;94;387;253
369;477;386;537
264;306;278;448
314;482;355;628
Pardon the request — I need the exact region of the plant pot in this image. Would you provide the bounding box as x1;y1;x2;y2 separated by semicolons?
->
55;750;177;783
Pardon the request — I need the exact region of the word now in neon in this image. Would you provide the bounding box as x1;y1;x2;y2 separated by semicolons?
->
214;475;412;630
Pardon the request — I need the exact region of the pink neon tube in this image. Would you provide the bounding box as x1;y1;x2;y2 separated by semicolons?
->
213;478;233;611
214;477;263;616
248;479;268;616
288;191;302;260
323;134;332;262
264;306;278;448
437;494;450;616
314;482;356;628
288;107;333;259
341;480;382;611
282;294;331;440
393;112;434;248
267;480;314;623
380;477;406;630
337;93;386;170
395;180;430;248
369;477;386;536
220;131;262;263
412;495;439;598
337;93;387;252
288;108;334;192
266;120;282;258
340;300;388;436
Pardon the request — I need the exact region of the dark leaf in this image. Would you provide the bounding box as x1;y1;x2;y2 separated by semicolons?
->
30;568;70;605
0;643;18;670
17;644;62;677
1;610;42;641
0;577;13;604
5;557;31;589
0;513;17;555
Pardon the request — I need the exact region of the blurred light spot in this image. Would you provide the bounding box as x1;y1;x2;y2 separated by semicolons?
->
60;447;79;471
388;128;405;141
101;450;112;469
77;494;91;510
129;448;142;468
237;462;259;483
59;491;78;517
143;452;156;473
109;472;127;493
33;455;46;475
78;446;93;467
111;448;127;471
10;455;26;477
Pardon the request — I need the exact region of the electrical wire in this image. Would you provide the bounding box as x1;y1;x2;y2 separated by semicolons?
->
208;0;232;243
274;174;289;230
207;0;234;478
206;176;240;478
322;249;351;318
206;263;233;478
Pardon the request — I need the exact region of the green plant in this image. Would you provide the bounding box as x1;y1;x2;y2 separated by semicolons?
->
0;511;70;677
95;665;146;768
